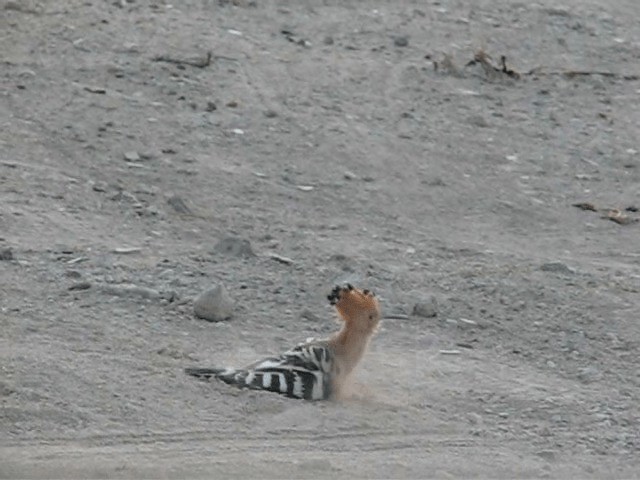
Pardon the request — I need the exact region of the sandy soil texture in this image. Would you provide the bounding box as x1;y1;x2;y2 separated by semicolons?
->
2;0;640;478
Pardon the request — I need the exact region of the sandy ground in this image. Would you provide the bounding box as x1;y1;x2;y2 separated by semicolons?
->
2;0;640;478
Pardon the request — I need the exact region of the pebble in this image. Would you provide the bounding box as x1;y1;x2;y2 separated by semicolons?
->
0;380;15;397
92;181;108;192
540;262;575;275
113;247;141;254
300;309;322;323
66;256;88;265
412;296;438;318
536;450;556;461
0;247;14;261
123;151;140;162
393;36;409;47
68;281;92;291
266;252;294;265
167;195;192;214
467;115;489;128
577;366;601;384
214;237;255;258
193;284;234;322
101;284;162;300
467;412;483;425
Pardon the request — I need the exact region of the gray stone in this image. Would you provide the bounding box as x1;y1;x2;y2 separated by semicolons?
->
467;115;489;128
123;151;140;162
536;450;556;461
540;262;575;275
194;284;234;321
412;296;438;318
167;195;192;214
577;366;601;384
68;281;92;291
0;247;14;261
101;284;162;300
393;36;409;47
214;237;255;258
467;412;483;425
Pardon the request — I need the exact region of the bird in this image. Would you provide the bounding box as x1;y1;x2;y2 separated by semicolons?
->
184;284;381;400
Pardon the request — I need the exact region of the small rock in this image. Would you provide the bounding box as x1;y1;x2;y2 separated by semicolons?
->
226;100;238;108
264;109;278;118
68;281;92;291
206;101;217;112
393;36;409;47
577;366;601;384
113;247;141;254
66;256;88;265
323;36;334;45
157;345;194;360
301;309;322;323
573;202;597;211
544;7;571;17
92;181;108;192
467;412;483;425
194;284;234;322
161;290;178;303
536;450;556;461
123;151;140;162
0;247;14;261
214;237;255;258
101;284;162;300
412;296;438;318
0;381;15;397
606;209;637;225
540;262;574;275
467;115;489;128
266;252;294;265
167;195;192;215
459;318;477;327
343;170;357;180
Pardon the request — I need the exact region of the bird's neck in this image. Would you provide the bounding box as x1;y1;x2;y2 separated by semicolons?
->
332;323;373;375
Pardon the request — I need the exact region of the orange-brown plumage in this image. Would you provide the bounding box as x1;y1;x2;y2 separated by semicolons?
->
327;285;381;397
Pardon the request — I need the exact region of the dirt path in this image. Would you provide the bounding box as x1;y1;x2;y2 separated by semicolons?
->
1;0;639;478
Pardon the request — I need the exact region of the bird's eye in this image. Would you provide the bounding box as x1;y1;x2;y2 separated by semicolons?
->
368;314;374;320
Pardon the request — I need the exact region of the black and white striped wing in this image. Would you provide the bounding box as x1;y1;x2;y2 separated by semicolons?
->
234;341;334;400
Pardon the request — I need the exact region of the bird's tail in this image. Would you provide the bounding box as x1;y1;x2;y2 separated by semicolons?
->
184;367;240;383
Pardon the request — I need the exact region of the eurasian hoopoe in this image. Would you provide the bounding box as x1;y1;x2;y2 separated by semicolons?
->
185;284;381;400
